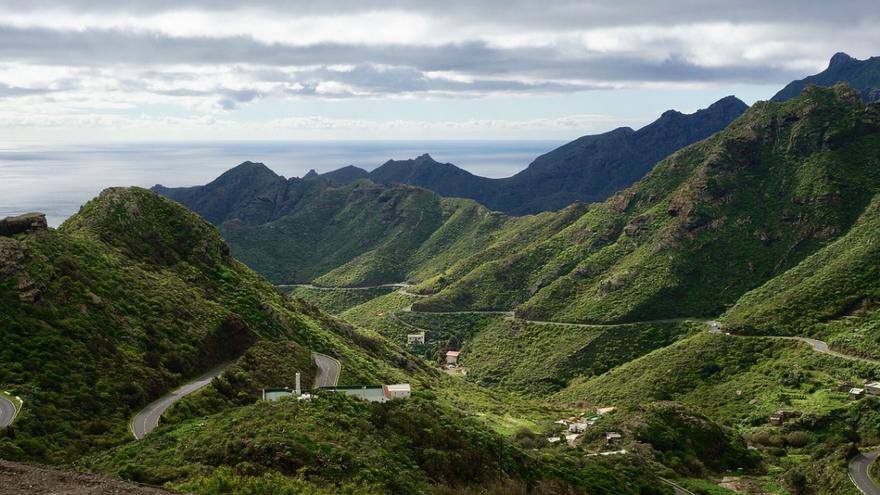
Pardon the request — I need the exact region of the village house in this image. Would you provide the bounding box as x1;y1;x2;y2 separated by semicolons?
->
605;432;622;444
849;387;866;401
407;332;425;345
865;382;880;396
568;422;589;433
446;350;461;365
383;383;412;400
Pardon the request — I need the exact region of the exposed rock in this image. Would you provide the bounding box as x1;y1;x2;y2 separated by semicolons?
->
16;274;40;303
0;212;47;237
0;459;175;494
0;237;26;278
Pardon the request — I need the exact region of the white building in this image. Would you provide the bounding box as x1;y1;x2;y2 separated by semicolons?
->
407;332;426;345
383;383;412;400
446;350;461;365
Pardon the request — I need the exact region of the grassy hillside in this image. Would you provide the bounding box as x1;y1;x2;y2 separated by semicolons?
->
0;187;417;463
723;193;880;356
555;332;880;424
83;392;673;495
416;85;880;324
286;286;398;314
463;319;700;395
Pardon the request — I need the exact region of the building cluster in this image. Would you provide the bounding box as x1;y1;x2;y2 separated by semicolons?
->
836;379;880;401
548;407;617;446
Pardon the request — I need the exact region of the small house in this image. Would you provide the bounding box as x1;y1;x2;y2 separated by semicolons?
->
605;432;622;444
568;422;589;433
383;383;412;400
407;332;426;345
597;407;616;415
850;388;866;401
446;350;461;365
865;382;880;396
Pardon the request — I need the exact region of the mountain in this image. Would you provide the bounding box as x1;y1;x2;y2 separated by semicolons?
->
722;192;880;357
361;96;748;215
412;84;880;323
772;52;880;103
0;187;412;462
155;84;878;324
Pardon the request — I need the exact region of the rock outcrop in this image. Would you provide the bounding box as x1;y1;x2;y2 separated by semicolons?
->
0;213;47;237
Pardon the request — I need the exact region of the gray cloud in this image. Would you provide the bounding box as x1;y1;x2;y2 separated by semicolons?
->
0;25;805;85
0;0;875;28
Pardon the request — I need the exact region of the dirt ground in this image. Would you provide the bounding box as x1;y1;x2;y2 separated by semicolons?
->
0;460;176;494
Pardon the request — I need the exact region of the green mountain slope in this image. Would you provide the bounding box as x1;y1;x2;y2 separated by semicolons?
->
0;187;414;463
416;84;880;323
722;193;880;356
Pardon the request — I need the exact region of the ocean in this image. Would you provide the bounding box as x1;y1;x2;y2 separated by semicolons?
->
0;140;562;226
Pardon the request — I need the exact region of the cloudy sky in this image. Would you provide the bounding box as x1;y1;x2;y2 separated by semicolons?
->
0;0;877;143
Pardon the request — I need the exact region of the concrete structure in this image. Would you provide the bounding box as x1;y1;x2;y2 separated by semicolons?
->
605;432;622;444
568;422;589;433
407;332;426;345
323;383;412;403
445;350;461;365
850;387;866;400
263;388;295;401
865;382;880;396
383;383;412;400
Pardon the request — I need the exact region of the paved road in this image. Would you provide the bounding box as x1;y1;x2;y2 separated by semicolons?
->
0;395;18;428
131;362;233;440
851;451;880;495
708;323;880;365
313;352;341;387
659;477;695;495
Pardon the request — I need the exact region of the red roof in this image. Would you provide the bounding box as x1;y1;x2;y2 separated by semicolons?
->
446;350;461;357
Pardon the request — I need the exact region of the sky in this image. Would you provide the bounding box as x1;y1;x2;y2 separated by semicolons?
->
0;0;877;143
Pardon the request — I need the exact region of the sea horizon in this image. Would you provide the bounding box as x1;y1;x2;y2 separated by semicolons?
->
0;139;564;226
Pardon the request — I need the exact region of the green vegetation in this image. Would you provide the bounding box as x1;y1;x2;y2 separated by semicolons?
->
464;319;700;395
556;332;880;424
287;286;397;314
83;393;669;495
418;85;880;324
0;188;416;463
723;194;880;357
161;340;316;424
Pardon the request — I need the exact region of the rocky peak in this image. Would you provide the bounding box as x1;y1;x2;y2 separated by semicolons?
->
829;52;856;68
0;212;47;237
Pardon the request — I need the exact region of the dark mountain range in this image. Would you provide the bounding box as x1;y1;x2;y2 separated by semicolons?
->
772;52;880;103
317;96;748;215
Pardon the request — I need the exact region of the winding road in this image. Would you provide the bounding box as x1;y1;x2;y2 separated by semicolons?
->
312;352;341;387
0;395;18;428
850;452;880;495
708;323;880;365
131;362;233;440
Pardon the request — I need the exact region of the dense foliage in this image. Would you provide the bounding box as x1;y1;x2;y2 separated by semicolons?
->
0;188;412;462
